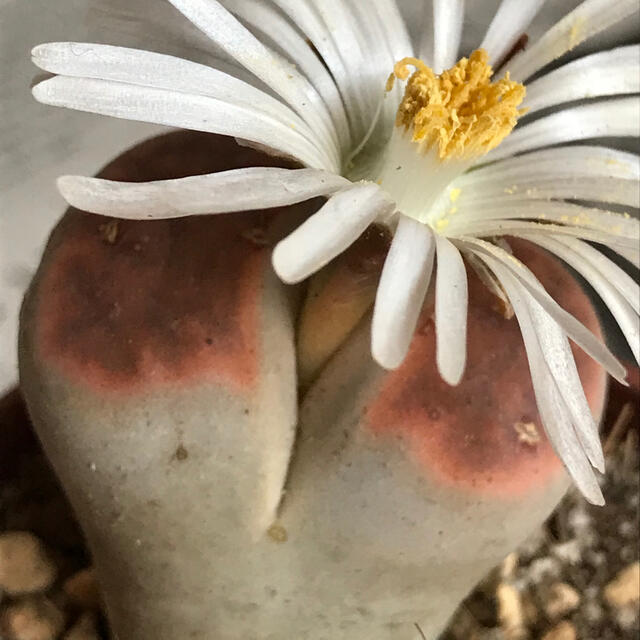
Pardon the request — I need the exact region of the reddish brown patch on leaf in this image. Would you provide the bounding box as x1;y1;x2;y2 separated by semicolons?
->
32;132;311;394
366;240;607;498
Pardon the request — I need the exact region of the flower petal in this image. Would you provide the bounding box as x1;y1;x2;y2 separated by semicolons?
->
432;0;465;73
449;201;640;238
524;45;640;114
522;234;640;363
468;146;640;185
368;0;413;64
507;0;640;82
166;0;339;153
31;42;331;159
488;266;605;505
452;217;638;252
480;0;546;66
526;299;605;472
346;0;413;132
269;0;371;140
272;183;395;284
310;0;381;118
458;237;627;383
56;168;349;219
553;238;640;314
32;76;332;170
463;146;640;208
486;97;640;162
434;235;469;386
219;0;352;151
372;216;435;369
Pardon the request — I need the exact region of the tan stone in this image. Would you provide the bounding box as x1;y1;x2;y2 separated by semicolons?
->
497;582;527;640
0;596;65;640
604;562;640;609
544;582;581;619
0;532;56;595
62;568;101;610
63;613;100;640
541;621;577;640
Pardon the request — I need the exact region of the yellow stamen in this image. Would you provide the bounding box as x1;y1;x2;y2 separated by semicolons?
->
390;49;526;161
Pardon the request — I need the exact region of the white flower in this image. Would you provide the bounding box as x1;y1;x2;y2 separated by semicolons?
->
30;0;639;504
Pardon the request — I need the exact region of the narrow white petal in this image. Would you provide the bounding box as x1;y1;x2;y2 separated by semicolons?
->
464;252;514;317
527;300;605;471
220;0;352;151
554;238;640;314
434;236;468;386
522;234;640;363
56;168;349;219
524;45;640;114
272;183;395;284
456;178;639;210
493;268;604;505
449;202;640;239
463;146;640;208
480;0;546;66
432;0;465;73
369;0;413;63
468;146;640;184
166;0;339;154
270;0;371;140
347;0;413;131
487;98;640;163
507;0;640;82
418;1;434;65
309;0;380;120
372;216;435;369
32;76;331;170
453;218;638;251
31;42;327;156
459;237;627;383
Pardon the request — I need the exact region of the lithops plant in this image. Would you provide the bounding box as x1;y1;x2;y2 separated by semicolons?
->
13;0;640;637
20;131;608;639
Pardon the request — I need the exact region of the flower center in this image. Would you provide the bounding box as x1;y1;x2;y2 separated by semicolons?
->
376;49;526;227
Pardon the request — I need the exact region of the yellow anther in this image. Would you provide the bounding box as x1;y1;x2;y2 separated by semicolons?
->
393;49;526;161
449;187;462;203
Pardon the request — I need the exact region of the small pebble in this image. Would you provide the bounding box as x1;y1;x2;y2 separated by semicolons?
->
500;553;519;580
0;596;65;640
567;506;591;533
63;568;101;610
604;562;640;609
615;604;640;630
496;583;526;640
551;540;582;565
543;582;581;620
528;557;561;583
583;600;603;624
541;620;577;640
63;613;101;640
0;532;57;595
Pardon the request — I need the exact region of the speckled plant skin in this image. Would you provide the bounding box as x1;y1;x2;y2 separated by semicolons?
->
19;132;607;640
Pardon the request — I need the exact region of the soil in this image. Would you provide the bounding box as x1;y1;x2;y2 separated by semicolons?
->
0;370;637;640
